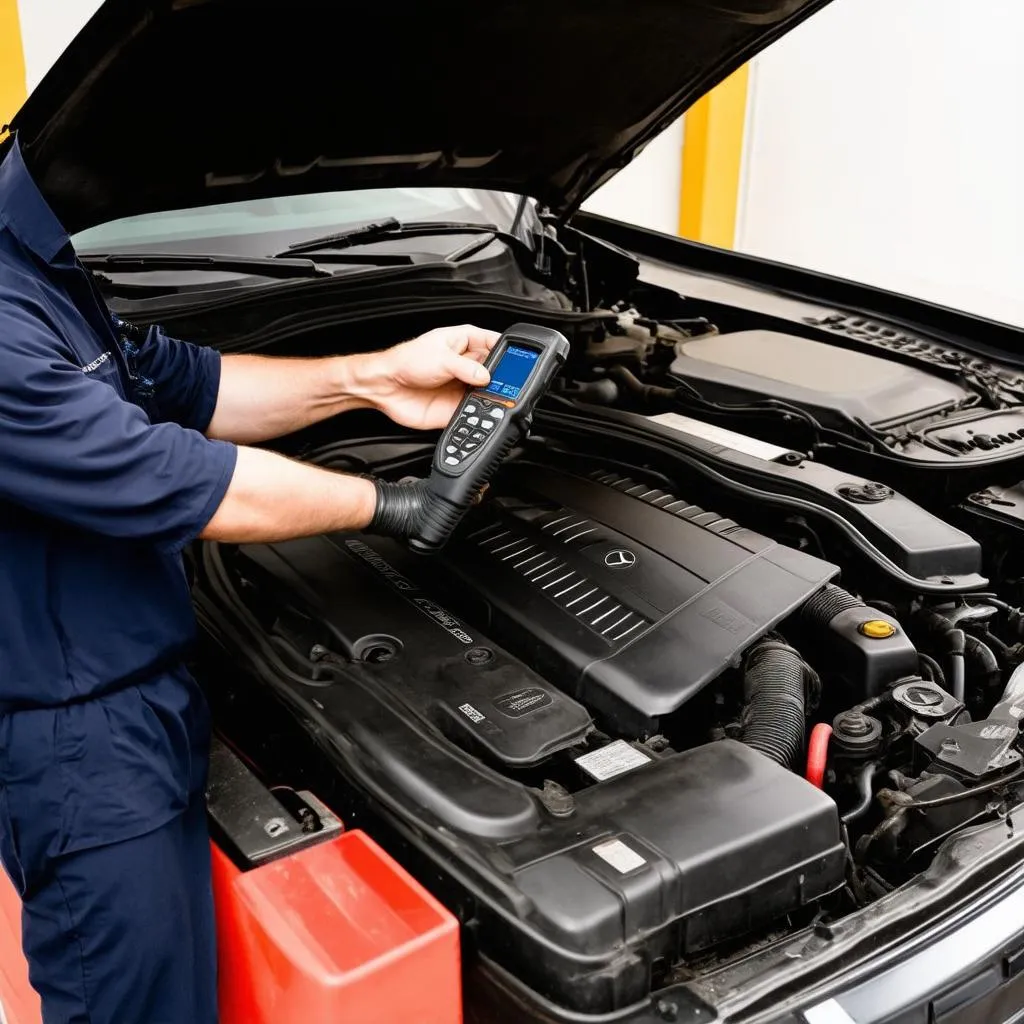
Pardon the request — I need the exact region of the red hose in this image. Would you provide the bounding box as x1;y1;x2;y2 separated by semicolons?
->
806;723;832;789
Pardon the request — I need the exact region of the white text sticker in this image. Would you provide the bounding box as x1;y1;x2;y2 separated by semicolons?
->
575;740;651;782
592;839;647;874
458;703;486;724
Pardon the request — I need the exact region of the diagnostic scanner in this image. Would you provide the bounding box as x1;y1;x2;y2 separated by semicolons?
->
409;322;570;553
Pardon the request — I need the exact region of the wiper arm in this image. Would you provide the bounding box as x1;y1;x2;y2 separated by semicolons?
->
274;218;527;261
80;252;332;280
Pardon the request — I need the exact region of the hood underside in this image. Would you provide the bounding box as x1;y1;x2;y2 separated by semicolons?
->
9;0;831;234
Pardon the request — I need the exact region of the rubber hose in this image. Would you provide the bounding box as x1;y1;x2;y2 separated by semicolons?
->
948;628;966;704
805;723;832;788
917;609;997;700
801;584;864;627
842;761;881;824
917;651;947;688
740;638;809;770
604;365;676;406
915;608;960;641
964;633;1001;691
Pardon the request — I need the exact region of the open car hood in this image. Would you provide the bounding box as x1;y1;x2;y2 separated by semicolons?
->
8;0;831;234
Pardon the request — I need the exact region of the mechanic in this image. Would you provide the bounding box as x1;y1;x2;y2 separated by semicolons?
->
0;135;498;1024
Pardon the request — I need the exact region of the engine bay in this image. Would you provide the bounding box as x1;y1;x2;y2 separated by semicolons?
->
187;257;1024;1016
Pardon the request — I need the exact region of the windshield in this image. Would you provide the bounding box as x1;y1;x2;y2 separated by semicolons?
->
72;187;523;257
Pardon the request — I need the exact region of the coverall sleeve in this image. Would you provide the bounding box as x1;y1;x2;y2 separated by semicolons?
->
132;324;222;432
0;310;237;553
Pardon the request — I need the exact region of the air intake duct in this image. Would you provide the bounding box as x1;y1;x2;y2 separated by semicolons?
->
740;638;811;770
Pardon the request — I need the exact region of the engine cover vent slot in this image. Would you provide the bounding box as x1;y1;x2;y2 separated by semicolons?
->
471;521;651;643
591;471;744;536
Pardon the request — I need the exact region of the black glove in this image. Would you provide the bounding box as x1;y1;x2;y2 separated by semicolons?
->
368;478;473;552
368;478;429;538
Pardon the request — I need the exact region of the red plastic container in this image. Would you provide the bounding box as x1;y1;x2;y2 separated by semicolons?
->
214;829;462;1024
0;868;41;1024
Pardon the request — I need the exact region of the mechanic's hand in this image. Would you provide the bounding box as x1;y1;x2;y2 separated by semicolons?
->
368;478;490;546
362;325;500;430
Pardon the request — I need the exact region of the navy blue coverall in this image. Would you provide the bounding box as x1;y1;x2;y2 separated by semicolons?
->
0;139;238;1022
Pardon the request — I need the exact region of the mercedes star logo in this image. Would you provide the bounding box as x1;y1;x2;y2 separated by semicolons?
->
604;549;637;569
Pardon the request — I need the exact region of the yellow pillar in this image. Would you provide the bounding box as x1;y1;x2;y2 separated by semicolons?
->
678;65;751;249
0;0;27;133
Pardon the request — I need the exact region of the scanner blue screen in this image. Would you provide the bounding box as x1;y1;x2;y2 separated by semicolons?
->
484;344;538;400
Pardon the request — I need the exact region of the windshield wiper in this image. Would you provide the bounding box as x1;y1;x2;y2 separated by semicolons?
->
273;218;528;262
80;252;332;280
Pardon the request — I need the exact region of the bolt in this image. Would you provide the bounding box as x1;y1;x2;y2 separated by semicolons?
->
838;712;872;737
656;1000;679;1022
465;647;494;666
264;817;290;838
540;779;575;818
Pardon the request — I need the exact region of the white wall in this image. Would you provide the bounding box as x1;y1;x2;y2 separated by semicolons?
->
17;0;101;91
737;0;1024;327
582;118;684;235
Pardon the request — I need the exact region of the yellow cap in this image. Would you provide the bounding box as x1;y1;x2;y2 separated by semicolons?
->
859;619;896;639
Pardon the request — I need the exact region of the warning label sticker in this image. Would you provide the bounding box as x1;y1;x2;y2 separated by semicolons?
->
493;687;553;718
575;740;651;782
458;703;486;724
592;838;647;875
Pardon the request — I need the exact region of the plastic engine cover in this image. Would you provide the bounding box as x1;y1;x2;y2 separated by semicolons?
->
442;462;838;732
498;739;845;1009
221;497;847;1013
238;535;593;767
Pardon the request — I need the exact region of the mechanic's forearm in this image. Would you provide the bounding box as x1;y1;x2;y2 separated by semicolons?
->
199;446;377;543
206;352;389;444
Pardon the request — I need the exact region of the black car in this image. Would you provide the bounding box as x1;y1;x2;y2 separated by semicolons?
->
8;1;1024;1021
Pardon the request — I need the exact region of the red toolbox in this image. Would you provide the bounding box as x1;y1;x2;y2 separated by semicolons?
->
0;739;461;1023
213;829;462;1024
0;866;41;1024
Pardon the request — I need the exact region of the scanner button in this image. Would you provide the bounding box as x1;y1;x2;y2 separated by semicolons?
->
490;407;505;419
470;430;486;441
444;456;460;466
464;441;479;451
467;416;480;426
481;419;495;430
464;404;477;414
445;445;458;454
455;426;470;437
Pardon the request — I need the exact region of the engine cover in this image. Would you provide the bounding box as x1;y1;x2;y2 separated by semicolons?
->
237;535;593;768
670;329;965;430
440;462;839;732
209;453;848;1014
